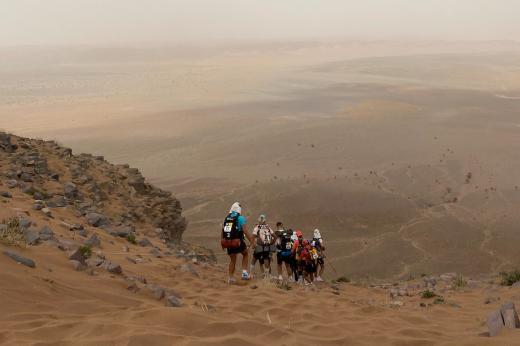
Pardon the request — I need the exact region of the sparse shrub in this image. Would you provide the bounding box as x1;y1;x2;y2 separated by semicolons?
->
0;218;26;246
277;282;292;291
433;297;445;305
452;274;467;288
126;233;137;245
500;270;520;286
78;245;92;258
337;276;351;283
421;290;437;299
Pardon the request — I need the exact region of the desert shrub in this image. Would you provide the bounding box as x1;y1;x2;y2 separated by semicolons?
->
433;297;445;305
500;270;520;286
79;245;92;258
126;233;137;245
277;282;292;291
421;290;437;299
452;274;467;288
336;276;351;283
0;218;26;246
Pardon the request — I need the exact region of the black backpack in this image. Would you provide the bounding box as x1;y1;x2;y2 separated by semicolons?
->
279;231;294;252
222;213;241;240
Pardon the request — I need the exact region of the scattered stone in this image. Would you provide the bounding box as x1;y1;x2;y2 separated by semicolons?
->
149;248;163;258
68;248;87;264
63;182;79;200
19;218;32;229
389;300;404;308
487;310;504;337
32;203;43;211
180;263;200;278
24;229;40;245
3;250;36;268
500;301;520;329
70;260;86;271
6;180;18;189
39;225;54;241
146;284;166;300
127;282;139;293
138;238;152;247
85;234;101;248
41;208;52;217
165;295;182;308
86;213;109;227
250;285;258;289
86;256;104;267
105;261;122;274
122;245;129;252
0;191;12;198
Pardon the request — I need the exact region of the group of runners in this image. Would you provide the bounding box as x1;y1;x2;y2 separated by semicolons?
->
221;202;326;285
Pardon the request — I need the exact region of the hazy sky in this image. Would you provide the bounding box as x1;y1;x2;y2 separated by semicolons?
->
1;0;519;46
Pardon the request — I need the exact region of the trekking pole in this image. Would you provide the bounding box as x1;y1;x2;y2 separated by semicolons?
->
328;259;339;276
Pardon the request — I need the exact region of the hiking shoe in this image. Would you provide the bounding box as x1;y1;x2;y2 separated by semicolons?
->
228;277;236;285
278;275;283;282
241;271;251;280
316;276;324;282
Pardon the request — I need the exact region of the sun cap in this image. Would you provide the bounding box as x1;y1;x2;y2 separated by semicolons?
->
295;230;303;237
258;214;266;223
229;202;242;214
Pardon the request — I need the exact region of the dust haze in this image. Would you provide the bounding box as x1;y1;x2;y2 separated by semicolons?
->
2;1;520;280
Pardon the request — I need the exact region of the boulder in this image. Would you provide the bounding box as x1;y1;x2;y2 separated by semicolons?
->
180;263;200;278
0;191;12;198
487;310;504;337
146;284;166;300
68;248;86;264
24;229;40;245
105;261;122;274
86;213;109;227
70;260;86;271
85;234;101;248
500;301;520;329
63;182;79;200
138;238;152;247
39;225;54;241
86;256;104;267
165;295;182;308
19;173;33;182
19;218;32;229
5;180;18;189
3;250;36;268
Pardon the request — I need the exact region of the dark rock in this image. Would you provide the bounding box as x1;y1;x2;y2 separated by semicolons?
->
86;257;104;267
86;213;109;227
78;229;88;237
0;191;12;198
19;173;33;182
180;263;200;278
32;203;43;211
138;238;152;247
3;250;36;268
487;310;504;337
47;196;67;208
5;180;18;189
85;234;101;247
49;172;60;181
105;261;122;274
127;282;139;293
149;248;163;258
68;248;86;264
39;225;54;241
500;301;520;329
146;284;166;300
19;218;32;229
24;229;40;245
165;295;182;307
63;182;79;200
70;260;86;271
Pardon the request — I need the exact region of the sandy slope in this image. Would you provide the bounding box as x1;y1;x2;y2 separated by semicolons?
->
1;194;520;345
